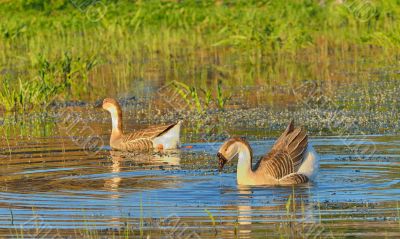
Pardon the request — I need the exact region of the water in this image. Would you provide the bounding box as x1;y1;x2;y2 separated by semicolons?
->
0;114;399;237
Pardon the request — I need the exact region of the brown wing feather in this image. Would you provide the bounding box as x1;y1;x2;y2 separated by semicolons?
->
271;119;295;151
119;137;154;151
279;173;309;185
255;120;308;179
119;123;178;151
123;123;177;140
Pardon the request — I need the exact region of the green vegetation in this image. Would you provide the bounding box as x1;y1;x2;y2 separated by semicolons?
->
172;80;230;113
204;208;218;235
397;201;400;229
1;0;400;111
0;53;97;111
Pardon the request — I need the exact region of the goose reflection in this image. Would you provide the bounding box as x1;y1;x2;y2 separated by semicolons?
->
220;185;315;238
104;150;182;193
102;151;182;230
109;150;181;166
103;152;123;197
237;186;253;238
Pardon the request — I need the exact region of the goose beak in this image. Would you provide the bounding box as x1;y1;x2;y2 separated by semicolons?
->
217;152;228;172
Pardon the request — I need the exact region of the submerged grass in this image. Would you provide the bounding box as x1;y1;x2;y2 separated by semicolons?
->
1;0;400;111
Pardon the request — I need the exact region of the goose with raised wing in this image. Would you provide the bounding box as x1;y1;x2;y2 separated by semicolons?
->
101;98;181;151
217;120;319;185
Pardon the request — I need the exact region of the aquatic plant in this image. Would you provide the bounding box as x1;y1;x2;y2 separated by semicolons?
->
397;201;400;229
0;76;60;111
0;53;98;111
172;80;230;113
216;80;229;109
204;209;218;235
1;0;400;111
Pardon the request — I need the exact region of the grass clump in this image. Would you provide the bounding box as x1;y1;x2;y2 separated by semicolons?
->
172;80;230;113
0;53;98;111
1;0;400;111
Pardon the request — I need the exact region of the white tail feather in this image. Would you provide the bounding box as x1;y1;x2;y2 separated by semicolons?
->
297;144;319;181
152;121;182;149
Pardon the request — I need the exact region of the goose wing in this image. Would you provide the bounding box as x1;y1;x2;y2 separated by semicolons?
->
120;123;179;151
254;120;308;180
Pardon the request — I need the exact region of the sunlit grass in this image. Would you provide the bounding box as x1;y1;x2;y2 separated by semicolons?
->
171;80;230;113
1;0;400;111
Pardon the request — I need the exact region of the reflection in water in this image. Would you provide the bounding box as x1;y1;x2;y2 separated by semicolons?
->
109;150;181;166
219;185;315;238
104;150;182;194
0;135;399;238
103;150;182;229
237;186;253;238
104;153;122;197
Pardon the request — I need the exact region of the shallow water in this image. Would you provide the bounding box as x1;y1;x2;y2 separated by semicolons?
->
0;115;399;238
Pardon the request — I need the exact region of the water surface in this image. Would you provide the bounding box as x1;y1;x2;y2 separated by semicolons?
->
0;119;399;238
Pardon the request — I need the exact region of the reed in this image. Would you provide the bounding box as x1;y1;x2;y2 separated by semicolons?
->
172;80;230;113
1;0;400;111
204;208;218;235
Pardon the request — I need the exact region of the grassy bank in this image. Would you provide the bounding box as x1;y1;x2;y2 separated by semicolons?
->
1;0;400;111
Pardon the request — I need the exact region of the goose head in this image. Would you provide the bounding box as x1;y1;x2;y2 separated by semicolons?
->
217;137;252;172
102;98;121;113
101;98;123;135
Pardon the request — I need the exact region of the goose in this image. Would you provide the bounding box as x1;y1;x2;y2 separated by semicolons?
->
217;120;319;185
100;98;182;151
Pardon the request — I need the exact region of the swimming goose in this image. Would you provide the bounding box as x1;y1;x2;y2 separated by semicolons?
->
217;120;319;185
101;98;181;151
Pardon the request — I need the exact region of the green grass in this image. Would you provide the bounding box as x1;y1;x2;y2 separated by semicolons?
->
204;209;218;235
172;80;230;113
1;0;400;111
0;52;98;111
397;201;400;229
